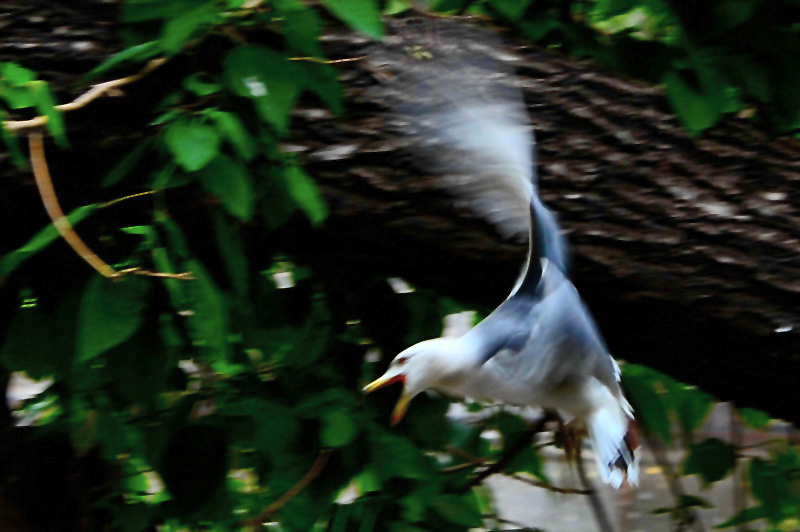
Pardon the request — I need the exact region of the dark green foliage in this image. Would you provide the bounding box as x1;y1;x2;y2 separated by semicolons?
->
1;0;800;530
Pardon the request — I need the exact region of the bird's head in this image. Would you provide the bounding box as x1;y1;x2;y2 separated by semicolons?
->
363;338;467;425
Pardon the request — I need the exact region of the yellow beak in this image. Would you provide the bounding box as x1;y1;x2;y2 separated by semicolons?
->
363;374;411;425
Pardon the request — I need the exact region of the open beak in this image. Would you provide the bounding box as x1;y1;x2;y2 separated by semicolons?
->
363;374;410;425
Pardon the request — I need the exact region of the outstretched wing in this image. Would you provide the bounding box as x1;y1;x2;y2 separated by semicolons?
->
368;19;568;280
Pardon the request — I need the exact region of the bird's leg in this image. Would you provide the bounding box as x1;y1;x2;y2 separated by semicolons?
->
553;413;588;466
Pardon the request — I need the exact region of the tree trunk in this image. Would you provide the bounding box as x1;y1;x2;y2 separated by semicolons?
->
2;3;800;422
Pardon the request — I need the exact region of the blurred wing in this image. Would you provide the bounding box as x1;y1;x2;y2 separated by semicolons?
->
491;264;619;392
368;20;566;271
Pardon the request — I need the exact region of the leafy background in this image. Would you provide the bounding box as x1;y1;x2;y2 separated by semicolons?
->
1;0;800;531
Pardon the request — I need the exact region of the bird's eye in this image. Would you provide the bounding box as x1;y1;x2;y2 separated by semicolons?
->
396;357;408;366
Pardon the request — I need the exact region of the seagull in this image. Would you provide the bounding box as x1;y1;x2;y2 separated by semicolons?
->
362;20;639;488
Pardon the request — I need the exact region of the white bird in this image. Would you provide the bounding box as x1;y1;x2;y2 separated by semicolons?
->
363;20;639;488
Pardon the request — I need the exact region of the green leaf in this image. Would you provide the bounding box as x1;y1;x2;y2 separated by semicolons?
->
621;364;673;443
121;0;205;22
210;209;249;299
0;85;34;110
740;407;771;428
371;429;430;480
302;63;343;115
30;81;67;146
431;494;484;528
320;0;384;39
209;110;256;160
194;154;255;221
715;505;767;528
184;259;230;362
76;275;151;363
223;46;305;134
714;0;763;34
102;139;153;187
86;42;160;79
664;69;723;135
749;458;790;524
276;0;325;57
183;73;221;96
282;165;328;226
164;117;220;171
0;204;96;276
0;110;27;169
160;2;219;54
0;62;37;84
321;410;358;447
1;310;62;378
508;446;548;483
683;438;736;484
670;382;714;434
489;0;532;20
679;494;713;509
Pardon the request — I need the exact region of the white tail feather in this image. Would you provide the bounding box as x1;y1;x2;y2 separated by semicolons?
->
587;393;639;488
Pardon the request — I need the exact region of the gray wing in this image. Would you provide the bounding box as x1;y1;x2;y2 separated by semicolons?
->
368;19;568;275
478;262;620;393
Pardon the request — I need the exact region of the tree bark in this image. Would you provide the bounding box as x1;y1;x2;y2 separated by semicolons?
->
2;3;800;421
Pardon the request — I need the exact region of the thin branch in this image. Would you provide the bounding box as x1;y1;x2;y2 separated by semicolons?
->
116;267;195;280
462;411;554;491
28;133;193;280
247;450;333;527
4;58;167;133
647;437;706;532
575;446;616;532
507;473;592;495
289;56;366;64
99;190;157;209
731;407;746;532
29;132;116;278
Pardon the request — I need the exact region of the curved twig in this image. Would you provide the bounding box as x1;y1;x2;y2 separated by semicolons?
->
4;58;167;133
507;473;592;495
576;445;616;532
463;411;555;490
248;449;333;527
28;133;193;280
29;132;117;278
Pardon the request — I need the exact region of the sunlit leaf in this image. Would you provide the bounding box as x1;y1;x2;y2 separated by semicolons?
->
683;438;735;484
30;81;67;146
320;0;384;39
223;46;305;134
164;117;220;171
194;154;255;221
76;275;151;363
0;61;37;84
